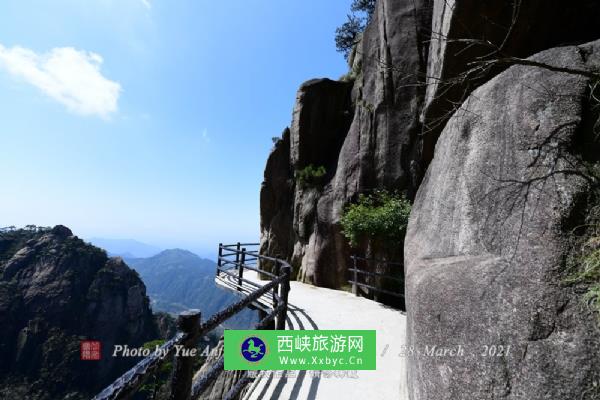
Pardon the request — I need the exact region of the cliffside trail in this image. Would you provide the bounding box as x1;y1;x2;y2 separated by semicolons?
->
216;270;408;400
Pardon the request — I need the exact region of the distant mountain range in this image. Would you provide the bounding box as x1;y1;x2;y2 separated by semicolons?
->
124;249;257;329
87;237;162;258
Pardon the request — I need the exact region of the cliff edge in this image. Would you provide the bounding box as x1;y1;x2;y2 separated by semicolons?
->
0;226;158;399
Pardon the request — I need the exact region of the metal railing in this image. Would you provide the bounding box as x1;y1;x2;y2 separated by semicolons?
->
348;255;404;302
215;243;291;330
93;243;291;400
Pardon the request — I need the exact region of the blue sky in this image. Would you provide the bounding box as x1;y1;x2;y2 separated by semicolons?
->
0;0;350;256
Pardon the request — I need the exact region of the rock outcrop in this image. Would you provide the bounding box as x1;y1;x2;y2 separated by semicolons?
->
260;0;433;286
260;1;600;398
260;78;354;286
261;0;600;289
405;41;600;400
0;226;157;399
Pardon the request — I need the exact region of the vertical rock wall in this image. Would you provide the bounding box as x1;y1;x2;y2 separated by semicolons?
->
261;2;600;396
260;0;433;286
405;41;600;400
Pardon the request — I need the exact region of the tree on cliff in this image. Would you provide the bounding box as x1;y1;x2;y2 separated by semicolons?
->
335;0;376;60
350;0;376;17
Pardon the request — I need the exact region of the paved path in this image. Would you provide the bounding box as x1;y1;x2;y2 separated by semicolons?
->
215;270;408;400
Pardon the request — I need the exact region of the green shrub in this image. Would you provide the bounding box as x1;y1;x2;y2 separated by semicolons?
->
567;236;600;318
139;339;172;397
296;164;327;189
564;181;600;322
340;190;412;247
570;243;600;282
584;284;600;315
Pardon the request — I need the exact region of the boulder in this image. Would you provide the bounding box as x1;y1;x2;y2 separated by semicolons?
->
405;40;600;400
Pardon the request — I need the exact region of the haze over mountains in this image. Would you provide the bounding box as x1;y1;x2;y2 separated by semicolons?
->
88;237;217;260
87;238;162;258
86;238;257;328
123;249;257;329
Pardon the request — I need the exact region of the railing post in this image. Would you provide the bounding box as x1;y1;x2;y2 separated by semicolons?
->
272;260;280;326
170;310;201;400
276;265;291;330
352;256;358;296
235;242;241;266
238;248;246;291
373;260;380;303
216;243;223;276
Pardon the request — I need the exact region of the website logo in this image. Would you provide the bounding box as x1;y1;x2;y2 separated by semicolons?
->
225;330;376;371
241;336;266;362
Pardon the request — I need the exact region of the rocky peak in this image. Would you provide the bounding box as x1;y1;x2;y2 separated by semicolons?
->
50;224;72;238
0;226;158;399
289;78;354;170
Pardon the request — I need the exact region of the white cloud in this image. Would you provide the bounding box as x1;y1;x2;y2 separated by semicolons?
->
141;0;151;9
0;44;121;119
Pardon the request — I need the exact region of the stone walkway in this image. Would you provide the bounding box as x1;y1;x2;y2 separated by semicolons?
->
215;270;408;400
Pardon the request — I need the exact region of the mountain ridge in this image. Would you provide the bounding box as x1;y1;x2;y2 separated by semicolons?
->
0;225;159;399
125;248;257;329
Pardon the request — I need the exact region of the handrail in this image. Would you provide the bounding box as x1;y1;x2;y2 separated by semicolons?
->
92;332;185;400
234;263;278;278
350;254;404;266
217;267;281;292
191;357;225;398
216;243;291;330
348;255;404;301
348;280;405;299
218;260;276;277
221;242;260;249
224;373;253;400
200;273;285;334
348;267;404;283
93;242;291;400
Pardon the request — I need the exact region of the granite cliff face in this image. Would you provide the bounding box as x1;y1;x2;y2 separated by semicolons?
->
0;226;157;399
261;0;600;287
260;0;433;286
406;40;600;400
260;0;600;399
